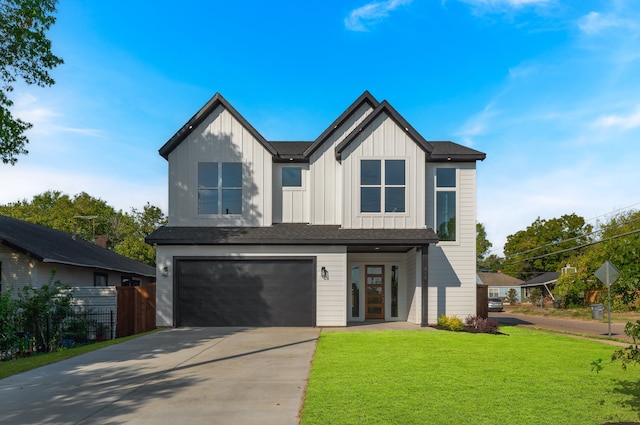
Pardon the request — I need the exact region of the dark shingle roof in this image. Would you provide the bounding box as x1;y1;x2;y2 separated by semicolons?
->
520;272;560;287
0;215;155;277
429;141;486;162
146;223;438;246
268;141;312;162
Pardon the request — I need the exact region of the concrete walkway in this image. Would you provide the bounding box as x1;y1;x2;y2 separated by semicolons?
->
0;327;319;425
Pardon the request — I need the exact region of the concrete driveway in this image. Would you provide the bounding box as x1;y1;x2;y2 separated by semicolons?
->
0;327;320;425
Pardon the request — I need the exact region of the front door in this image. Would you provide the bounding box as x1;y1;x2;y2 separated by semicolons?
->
365;265;384;319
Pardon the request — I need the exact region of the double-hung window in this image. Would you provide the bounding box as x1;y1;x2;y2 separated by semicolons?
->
435;168;456;241
360;159;405;213
198;162;242;215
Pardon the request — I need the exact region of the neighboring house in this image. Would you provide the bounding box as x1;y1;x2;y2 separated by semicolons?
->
146;91;486;327
520;272;560;301
477;271;523;302
0;214;155;293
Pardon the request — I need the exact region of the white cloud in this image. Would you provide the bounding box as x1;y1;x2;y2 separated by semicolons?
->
578;11;637;35
13;91;104;137
344;0;413;32
592;107;640;131
457;0;550;10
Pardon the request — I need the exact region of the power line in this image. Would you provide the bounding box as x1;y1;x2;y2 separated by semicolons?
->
504;227;640;266
505;215;640;259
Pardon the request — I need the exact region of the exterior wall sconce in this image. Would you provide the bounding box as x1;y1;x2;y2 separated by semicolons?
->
161;266;169;277
321;266;329;280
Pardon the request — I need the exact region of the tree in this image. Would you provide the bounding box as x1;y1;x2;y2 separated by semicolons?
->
552;209;640;308
0;0;63;164
0;191;166;266
476;222;492;264
503;214;593;280
112;203;167;266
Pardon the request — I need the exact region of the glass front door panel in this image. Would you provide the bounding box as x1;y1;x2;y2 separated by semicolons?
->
365;265;384;319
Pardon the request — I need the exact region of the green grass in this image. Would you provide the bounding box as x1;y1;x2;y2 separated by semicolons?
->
0;330;158;380
301;328;640;425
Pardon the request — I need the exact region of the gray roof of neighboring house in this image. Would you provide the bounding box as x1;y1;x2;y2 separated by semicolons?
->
478;272;523;287
157;91;486;163
520;272;560;287
146;223;438;249
0;215;156;277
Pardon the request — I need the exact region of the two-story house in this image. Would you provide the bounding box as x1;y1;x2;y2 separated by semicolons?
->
146;91;486;327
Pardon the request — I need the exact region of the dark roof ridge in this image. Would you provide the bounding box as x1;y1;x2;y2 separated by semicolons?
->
335;100;433;160
159;93;276;160
303;91;379;158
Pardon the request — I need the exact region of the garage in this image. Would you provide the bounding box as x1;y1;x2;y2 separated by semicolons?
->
175;258;315;327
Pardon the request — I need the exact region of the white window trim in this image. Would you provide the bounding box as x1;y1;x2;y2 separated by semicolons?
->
281;166;306;192
434;167;460;245
197;161;243;216
358;157;409;217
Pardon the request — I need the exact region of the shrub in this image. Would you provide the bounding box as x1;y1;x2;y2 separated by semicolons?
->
465;315;499;334
438;314;464;331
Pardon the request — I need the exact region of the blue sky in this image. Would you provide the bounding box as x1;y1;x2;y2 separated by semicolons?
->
2;0;640;255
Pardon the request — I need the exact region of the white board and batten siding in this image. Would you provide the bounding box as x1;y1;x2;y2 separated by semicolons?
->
272;163;310;223
340;112;426;229
167;104;273;227
155;245;347;327
309;102;374;226
425;163;478;323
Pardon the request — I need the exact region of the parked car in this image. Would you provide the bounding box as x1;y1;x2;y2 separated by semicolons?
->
488;297;504;312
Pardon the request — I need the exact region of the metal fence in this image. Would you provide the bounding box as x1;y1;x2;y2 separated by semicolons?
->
1;308;116;361
58;308;116;347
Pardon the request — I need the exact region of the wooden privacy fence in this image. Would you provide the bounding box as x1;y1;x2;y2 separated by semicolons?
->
116;283;156;338
477;284;489;319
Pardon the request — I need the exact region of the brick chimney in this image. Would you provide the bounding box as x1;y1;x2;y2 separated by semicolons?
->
94;234;108;248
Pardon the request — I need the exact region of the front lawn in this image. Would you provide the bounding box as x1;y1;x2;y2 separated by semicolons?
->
301;328;640;425
0;330;158;380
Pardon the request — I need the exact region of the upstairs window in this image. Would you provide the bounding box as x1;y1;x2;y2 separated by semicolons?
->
198;162;242;215
436;168;456;241
282;167;302;187
360;159;406;213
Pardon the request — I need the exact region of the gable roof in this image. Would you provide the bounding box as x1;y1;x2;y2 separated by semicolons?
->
303;91;379;158
158;93;277;160
335;100;433;160
477;271;523;287
520;272;560;287
157;92;486;164
0;215;155;277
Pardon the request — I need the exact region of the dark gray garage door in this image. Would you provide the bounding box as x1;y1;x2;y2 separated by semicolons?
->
175;258;315;327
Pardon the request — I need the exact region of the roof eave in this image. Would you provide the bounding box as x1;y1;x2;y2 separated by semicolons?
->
158;93;276;160
428;153;487;162
303;91;380;158
335;100;433;161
